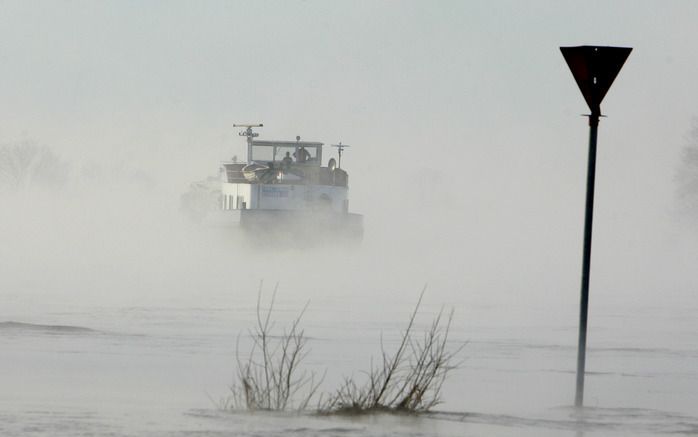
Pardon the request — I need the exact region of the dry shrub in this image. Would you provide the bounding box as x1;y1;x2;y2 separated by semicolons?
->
227;283;324;411
320;287;463;414
226;285;462;414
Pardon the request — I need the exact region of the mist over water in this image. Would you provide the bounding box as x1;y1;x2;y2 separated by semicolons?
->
3;1;698;435
3;133;698;435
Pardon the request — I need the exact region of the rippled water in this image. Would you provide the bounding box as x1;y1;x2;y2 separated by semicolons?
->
2;271;698;436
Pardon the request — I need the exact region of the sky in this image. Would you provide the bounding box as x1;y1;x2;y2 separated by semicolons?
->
2;0;698;307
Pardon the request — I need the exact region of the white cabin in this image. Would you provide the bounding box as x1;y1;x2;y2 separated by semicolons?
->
219;129;350;215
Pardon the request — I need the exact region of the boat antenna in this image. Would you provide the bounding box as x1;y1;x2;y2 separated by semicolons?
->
331;142;350;168
234;123;263;162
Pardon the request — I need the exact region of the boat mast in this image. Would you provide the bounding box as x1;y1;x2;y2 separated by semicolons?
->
332;142;350;168
234;123;263;162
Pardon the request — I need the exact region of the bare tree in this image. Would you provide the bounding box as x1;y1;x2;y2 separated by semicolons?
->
0;140;69;191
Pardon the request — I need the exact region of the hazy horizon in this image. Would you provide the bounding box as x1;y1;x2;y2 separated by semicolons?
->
2;1;698;435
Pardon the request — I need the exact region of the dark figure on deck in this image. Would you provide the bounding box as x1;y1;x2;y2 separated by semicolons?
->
294;147;310;163
282;151;293;167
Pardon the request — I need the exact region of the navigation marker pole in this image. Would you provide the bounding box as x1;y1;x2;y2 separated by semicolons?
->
560;45;631;408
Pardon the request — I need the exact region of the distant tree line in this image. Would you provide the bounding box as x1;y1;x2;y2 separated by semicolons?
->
0;140;70;191
0;139;155;193
676;118;698;219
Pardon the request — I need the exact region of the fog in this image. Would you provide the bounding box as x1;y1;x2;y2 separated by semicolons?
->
2;1;698;435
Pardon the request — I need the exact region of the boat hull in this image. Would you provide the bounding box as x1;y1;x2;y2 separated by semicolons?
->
202;209;363;242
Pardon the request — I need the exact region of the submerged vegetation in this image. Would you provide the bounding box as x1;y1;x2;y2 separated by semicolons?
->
320;289;462;414
227;283;323;411
226;284;462;415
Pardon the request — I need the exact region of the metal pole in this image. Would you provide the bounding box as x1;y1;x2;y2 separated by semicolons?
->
247;127;253;162
575;110;600;408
